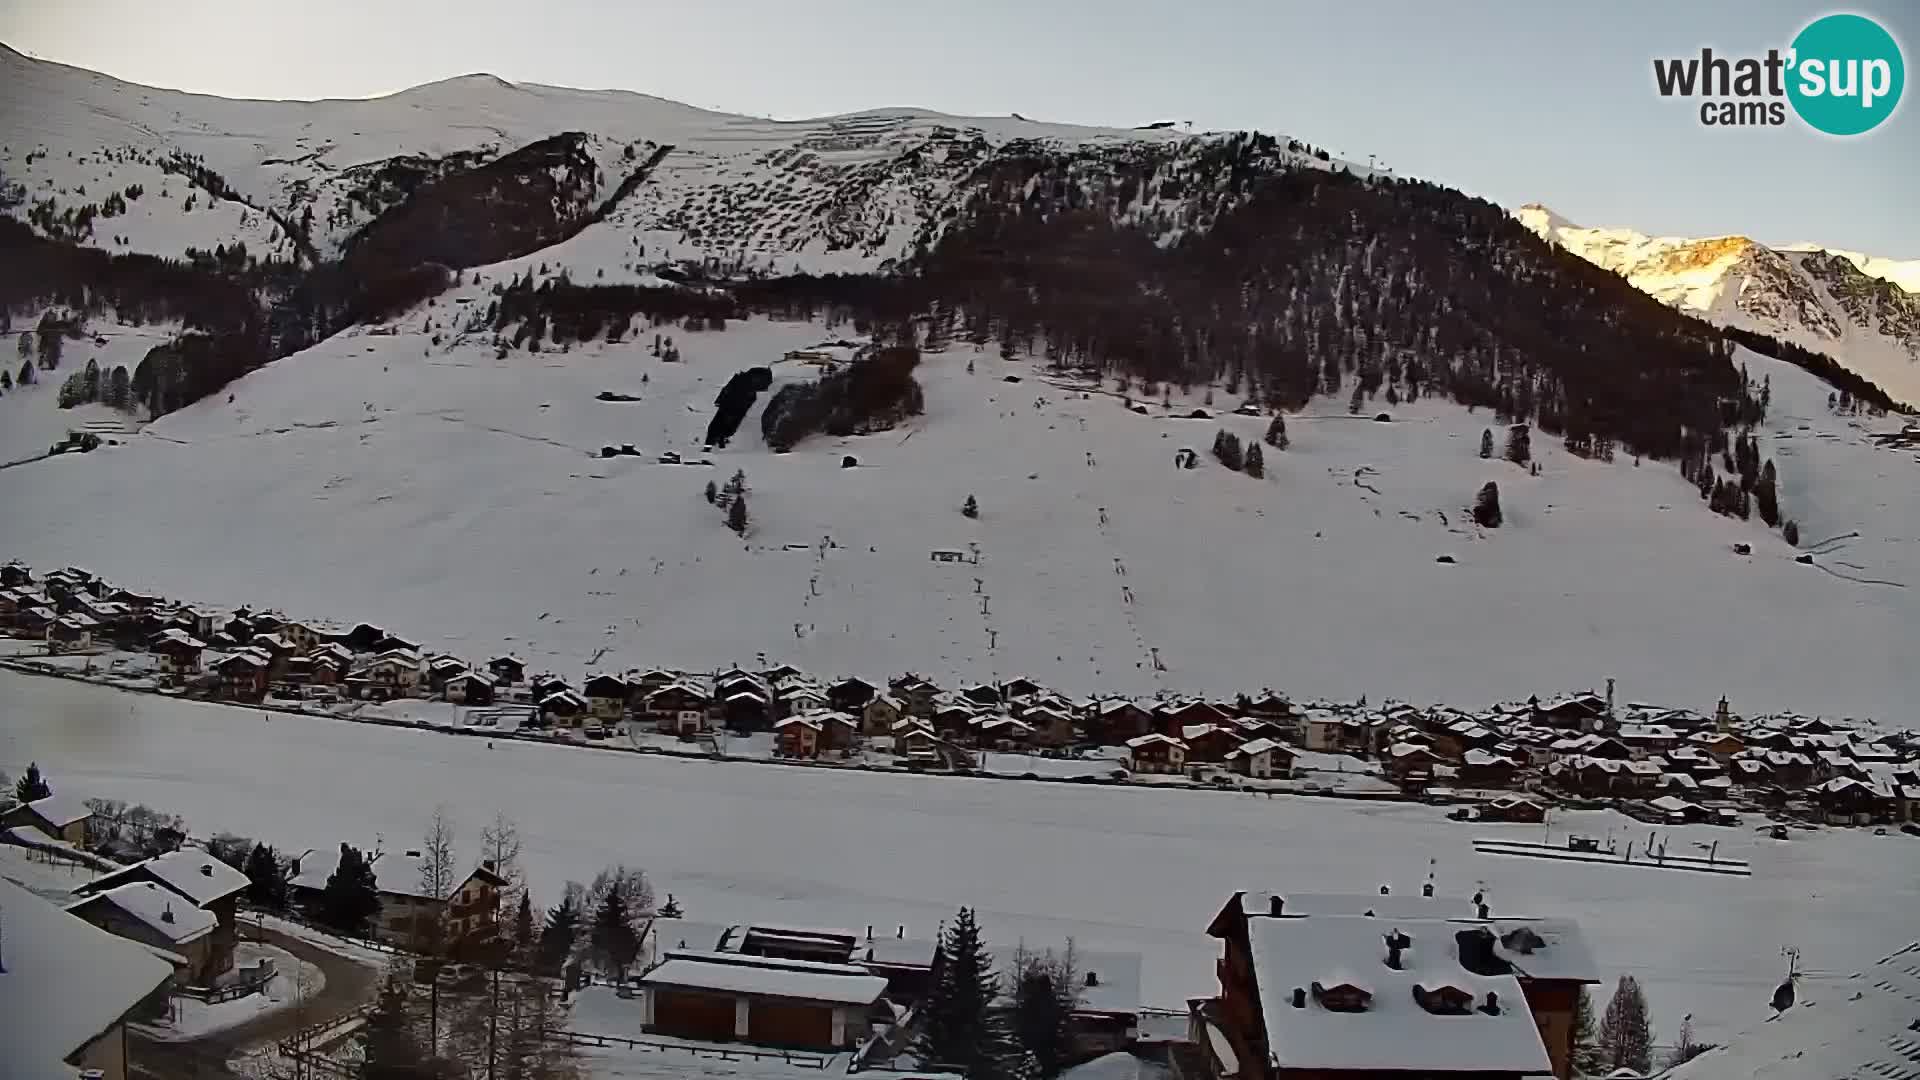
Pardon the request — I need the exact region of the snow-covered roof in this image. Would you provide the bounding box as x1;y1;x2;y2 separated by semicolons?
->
18;792;92;828
1230;737;1289;757
1126;733;1184;749
69;881;217;945
647;919;735;953
1668;942;1920;1079
153;628;207;649
1056;1051;1170;1080
0;877;176;1077
774;715;822;731
852;937;1141;1015
1245;915;1552;1074
642;949;887;1005
78;848;250;907
1236;891;1477;920
291;845;473;900
1462;749;1516;767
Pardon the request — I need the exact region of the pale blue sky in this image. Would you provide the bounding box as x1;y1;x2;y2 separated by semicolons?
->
2;0;1914;254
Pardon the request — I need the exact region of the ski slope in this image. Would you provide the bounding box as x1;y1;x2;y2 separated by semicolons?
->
0;289;1911;719
2;668;1910;1045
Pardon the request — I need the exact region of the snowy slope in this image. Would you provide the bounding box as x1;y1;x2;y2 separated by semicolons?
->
0;289;1911;720
5;668;1914;1045
1514;204;1920;405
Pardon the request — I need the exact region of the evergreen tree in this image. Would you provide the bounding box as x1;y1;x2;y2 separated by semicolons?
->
514;890;535;949
659;893;684;918
1473;481;1503;528
1213;430;1243;471
318;843;381;935
1504;425;1531;466
1479;428;1493;459
1782;519;1800;547
105;366;131;410
82;357;99;402
1009;945;1078;1079
1570;986;1600;1075
726;493;749;535
58;371;88;408
916;908;1012;1079
1264;414;1288;450
704;480;717;505
537;895;579;975
963;494;979;519
243;842;289;910
1596;974;1654;1075
1;369;11;393
1243;441;1264;478
17;360;32;387
1755;459;1779;526
14;762;51;803
592;886;640;978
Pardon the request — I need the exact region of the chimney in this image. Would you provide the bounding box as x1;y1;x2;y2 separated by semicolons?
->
482;859;495;872
1479;991;1501;1015
1290;987;1306;1009
897;924;905;939
866;947;874;962
1268;895;1284;917
162;903;175;925
1086;971;1100;988
1379;884;1390;895
867;924;874;940
1606;678;1616;718
1477;900;1491;920
201;863;214;877
1385;940;1404;970
1421;882;1434;898
405;849;421;858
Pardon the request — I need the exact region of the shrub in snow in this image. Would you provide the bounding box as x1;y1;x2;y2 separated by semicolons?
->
1473;482;1503;528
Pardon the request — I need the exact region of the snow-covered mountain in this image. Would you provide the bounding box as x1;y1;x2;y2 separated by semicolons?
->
2;47;1914;719
0;42;1356;276
1515;204;1920;405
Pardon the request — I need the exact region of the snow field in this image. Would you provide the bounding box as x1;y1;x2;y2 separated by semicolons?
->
3;668;1911;1045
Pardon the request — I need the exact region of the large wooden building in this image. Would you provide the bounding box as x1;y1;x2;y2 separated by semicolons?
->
639;950;889;1051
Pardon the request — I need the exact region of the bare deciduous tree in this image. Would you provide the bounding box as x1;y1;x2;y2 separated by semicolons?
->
479;811;523;897
422;805;458;900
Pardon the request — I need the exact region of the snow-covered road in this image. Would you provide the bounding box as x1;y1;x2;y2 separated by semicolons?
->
3;669;1908;1042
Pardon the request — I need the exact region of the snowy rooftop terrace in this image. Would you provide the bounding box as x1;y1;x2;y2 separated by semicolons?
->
1247;915;1553;1074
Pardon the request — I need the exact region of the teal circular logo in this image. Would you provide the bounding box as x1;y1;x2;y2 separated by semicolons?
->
1787;13;1904;135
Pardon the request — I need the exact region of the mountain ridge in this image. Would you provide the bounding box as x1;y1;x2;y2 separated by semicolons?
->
1516;203;1920;406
